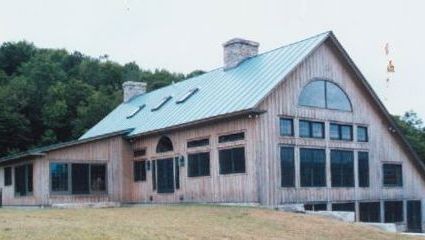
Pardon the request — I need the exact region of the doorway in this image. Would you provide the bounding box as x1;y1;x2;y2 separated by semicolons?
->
156;158;174;193
407;200;422;233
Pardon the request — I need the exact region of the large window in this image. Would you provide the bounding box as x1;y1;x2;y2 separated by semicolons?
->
300;148;326;187
188;152;210;177
4;167;12;186
330;124;353;141
50;163;106;195
385;201;404;223
383;164;403;187
299;80;352;111
299;120;324;139
331;150;354;187
134;161;147;182
156;136;173;153
218;132;245;143
358;152;369;187
332;202;355;212
15;164;33;197
280;147;295;187
357;126;368;142
219;147;246;174
280;118;294;136
359;202;381;222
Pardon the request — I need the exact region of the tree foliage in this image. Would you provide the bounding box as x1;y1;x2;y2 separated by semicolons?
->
393;111;425;163
0;41;204;157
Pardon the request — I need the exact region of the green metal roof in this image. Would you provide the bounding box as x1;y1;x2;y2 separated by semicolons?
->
80;31;330;139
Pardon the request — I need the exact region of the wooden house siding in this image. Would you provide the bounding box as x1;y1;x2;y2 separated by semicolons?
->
256;40;425;212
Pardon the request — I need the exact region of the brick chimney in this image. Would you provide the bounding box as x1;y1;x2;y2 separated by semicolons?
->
122;81;147;102
223;38;259;70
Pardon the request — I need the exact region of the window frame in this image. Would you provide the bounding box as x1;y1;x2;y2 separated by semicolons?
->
187;138;210;148
330;123;353;141
359;202;381;222
218;146;246;175
49;162;108;195
280;146;295;187
218;132;245;143
357;126;369;142
4;166;12;186
384;200;404;223
187;151;211;177
134;160;147;182
383;163;403;187
358;152;370;187
279;118;294;137
14;163;33;197
330;150;354;187
300;148;327;187
299;120;325;139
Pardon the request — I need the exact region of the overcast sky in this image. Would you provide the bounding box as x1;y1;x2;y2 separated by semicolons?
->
1;0;424;120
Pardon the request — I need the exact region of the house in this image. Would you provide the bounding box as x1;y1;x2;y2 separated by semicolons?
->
0;31;424;232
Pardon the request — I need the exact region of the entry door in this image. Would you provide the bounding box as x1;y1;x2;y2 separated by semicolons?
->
156;158;174;193
407;200;422;233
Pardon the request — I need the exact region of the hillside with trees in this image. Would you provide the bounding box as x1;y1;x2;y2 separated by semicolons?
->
0;41;424;164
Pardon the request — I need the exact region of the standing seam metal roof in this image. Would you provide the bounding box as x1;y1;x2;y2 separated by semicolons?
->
80;31;330;139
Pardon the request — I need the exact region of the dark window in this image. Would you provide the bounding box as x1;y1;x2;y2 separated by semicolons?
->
14;164;32;197
175;158;180;189
359;202;381;222
357;126;368;142
385;201;404;223
156;158;174;193
330;123;353;141
280;118;294;136
383;164;403;187
299;120;324;139
133;148;146;157
51;163;68;192
332;202;355;212
4;167;12;186
280;147;295;187
358;152;369;187
187;138;209;148
331;150;354;187
134;161;147;182
304;203;327;211
71;164;90;194
188;152;210;177
218;132;245;143
219;147;246;174
156;136;173;153
152;160;156;190
300;148;326;187
90;165;106;192
299;80;352;111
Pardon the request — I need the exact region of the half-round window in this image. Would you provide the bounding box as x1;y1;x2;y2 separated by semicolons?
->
156;136;173;153
298;80;352;111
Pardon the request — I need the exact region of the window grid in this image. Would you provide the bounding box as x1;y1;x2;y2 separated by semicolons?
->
188;152;210;177
299;120;324;139
280;118;294;136
219;147;246;174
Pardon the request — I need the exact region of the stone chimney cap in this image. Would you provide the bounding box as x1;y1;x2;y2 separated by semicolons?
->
223;38;259;47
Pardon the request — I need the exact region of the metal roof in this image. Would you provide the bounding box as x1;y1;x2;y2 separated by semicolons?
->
80;31;330;139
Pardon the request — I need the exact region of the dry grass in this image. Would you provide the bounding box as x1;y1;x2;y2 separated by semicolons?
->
0;204;421;240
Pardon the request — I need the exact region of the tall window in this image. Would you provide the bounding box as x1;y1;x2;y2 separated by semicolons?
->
4;167;12;186
188;152;210;177
280;147;295;187
359;202;381;222
357;126;368;142
219;147;245;174
331;150;354;187
280;118;294;136
299;80;352;111
358;152;369;187
330;124;353;141
50;163;106;195
383;164;403;187
156;136;173;153
300;148;326;187
134;161;147;182
299;120;324;139
15;164;33;197
384;201;404;223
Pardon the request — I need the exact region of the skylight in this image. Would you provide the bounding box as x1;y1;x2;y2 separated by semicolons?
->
176;87;199;104
151;96;172;111
126;104;146;119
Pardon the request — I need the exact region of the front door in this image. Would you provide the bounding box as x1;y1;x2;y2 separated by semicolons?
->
156;158;174;193
407;200;422;233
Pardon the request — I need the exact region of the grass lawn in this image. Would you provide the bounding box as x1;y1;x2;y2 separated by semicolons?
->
0;204;421;240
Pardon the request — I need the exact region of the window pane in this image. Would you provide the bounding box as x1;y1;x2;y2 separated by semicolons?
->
134;161;146;182
4;167;12;186
51;163;69;192
156;136;173;153
187;138;210;148
90;165;106;192
331;150;354;187
340;125;353;141
72;164;90;194
219;147;245;174
332;203;355;212
299;81;326;108
357;126;368;142
305;203;327;211
326;81;352;111
360;202;381;222
27;164;33;193
383;164;403;187
134;148;146;157
299;120;310;138
280;118;293;136
330;124;340;140
14;165;27;196
385;201;404;223
218;132;245;143
358;152;369;187
300;148;326;187
188;152;210;177
233;147;246;173
281;147;295;187
311;122;324;138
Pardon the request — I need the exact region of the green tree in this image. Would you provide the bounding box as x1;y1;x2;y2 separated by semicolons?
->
393;111;425;163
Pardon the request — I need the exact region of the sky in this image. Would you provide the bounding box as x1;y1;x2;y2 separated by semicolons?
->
1;0;424;119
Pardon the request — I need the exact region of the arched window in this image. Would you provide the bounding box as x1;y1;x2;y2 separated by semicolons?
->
156;136;173;153
299;80;352;111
